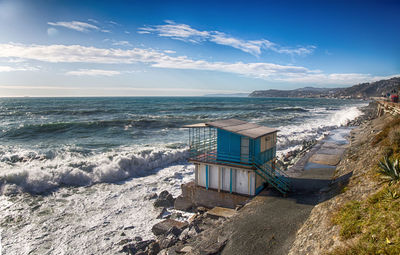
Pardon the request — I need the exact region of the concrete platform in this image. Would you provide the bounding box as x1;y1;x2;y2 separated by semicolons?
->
206;207;236;219
309;153;342;166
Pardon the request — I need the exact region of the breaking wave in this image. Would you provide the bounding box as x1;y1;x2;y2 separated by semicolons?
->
272;106;309;112
0;146;188;195
277;106;363;152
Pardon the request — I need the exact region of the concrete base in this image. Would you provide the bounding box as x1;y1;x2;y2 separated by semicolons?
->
176;182;250;209
206;207;236;219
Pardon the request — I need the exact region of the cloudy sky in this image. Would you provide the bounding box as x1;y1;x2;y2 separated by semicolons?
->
0;0;399;96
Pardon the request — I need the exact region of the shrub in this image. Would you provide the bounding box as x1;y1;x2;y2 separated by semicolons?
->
377;157;400;184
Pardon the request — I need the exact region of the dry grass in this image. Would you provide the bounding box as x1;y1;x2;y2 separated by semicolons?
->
330;183;400;255
329;117;400;255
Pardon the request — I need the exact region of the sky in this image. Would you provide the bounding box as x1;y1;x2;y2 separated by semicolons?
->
0;0;399;97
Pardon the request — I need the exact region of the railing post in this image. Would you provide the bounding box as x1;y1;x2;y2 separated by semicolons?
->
206;165;209;190
230;168;233;193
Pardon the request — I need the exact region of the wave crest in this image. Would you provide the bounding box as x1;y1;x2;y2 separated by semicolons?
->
0;147;188;195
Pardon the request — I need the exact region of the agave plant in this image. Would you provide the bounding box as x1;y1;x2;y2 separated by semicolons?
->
378;157;400;183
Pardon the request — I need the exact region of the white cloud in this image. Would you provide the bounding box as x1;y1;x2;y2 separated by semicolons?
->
164;50;176;54
109;21;120;26
47;27;58;36
0;65;38;72
112;40;132;47
138;21;315;56
0;43;397;85
88;19;98;24
65;69;121;76
48;21;103;33
138;21;209;43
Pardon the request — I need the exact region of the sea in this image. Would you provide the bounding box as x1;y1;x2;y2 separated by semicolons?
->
0;97;367;254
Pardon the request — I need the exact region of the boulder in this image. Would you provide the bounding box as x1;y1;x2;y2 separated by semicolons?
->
152;219;188;236
159;234;178;250
147;241;160;255
154;191;175;208
166;226;182;237
174;196;193;211
121;240;154;254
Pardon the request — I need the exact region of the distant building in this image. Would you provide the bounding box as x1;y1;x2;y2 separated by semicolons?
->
184;119;290;196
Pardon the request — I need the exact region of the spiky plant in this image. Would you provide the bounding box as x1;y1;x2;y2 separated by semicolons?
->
378;157;400;184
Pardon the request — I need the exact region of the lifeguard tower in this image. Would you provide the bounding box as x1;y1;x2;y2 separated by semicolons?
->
184;119;290;196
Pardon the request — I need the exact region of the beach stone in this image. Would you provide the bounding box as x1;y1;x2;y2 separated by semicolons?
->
159;235;178;249
174;196;192;211
156;207;169;219
121;240;154;254
170;212;183;220
179;246;193;253
166;226;182;237
123;225;135;230
147;241;160;255
154;191;175;208
152;219;188;236
117;238;132;246
178;228;189;241
145;193;158;200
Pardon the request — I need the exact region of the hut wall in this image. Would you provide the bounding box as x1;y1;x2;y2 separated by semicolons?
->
195;163;256;196
217;129;241;162
209;165;219;189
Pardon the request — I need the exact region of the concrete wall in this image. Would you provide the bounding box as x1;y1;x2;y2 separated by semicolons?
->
180;181;250;209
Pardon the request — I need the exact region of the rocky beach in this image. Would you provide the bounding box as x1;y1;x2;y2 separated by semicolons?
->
116;102;384;255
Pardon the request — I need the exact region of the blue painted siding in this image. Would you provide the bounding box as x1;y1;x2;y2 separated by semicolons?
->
254;138;261;155
217;129;241;162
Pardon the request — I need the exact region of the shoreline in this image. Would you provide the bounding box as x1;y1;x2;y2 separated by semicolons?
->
0;102;371;255
119;102;376;254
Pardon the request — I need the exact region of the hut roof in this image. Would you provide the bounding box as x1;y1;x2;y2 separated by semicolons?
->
183;118;277;139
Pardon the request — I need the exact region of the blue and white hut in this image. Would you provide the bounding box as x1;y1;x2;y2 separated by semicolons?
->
184;119;290;196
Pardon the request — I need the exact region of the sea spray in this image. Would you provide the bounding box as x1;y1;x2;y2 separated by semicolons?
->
0;146;188;194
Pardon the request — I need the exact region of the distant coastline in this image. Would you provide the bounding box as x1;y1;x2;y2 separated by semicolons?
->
248;77;400;99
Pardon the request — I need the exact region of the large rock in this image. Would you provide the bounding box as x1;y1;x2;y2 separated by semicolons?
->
147;242;160;255
159;234;178;250
154;191;175;208
121;240;154;254
174;196;193;211
152;219;188;236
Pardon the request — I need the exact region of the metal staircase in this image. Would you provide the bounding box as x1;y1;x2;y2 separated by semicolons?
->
253;160;290;195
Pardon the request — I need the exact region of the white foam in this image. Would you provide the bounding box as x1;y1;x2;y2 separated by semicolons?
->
277;106;364;154
0;146;188;194
0;163;194;254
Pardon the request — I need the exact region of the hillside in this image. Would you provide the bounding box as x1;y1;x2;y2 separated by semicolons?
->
249;77;400;99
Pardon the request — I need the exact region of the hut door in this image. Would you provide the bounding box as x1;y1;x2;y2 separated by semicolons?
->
240;137;249;163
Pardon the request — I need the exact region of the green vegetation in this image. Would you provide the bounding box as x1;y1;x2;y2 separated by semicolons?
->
329;117;400;254
378;157;400;183
330;183;400;255
372;118;400;157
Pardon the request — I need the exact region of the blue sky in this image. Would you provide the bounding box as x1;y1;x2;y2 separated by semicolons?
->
0;0;399;96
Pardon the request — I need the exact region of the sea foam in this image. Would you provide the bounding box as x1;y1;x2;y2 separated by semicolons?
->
0;146;188;194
